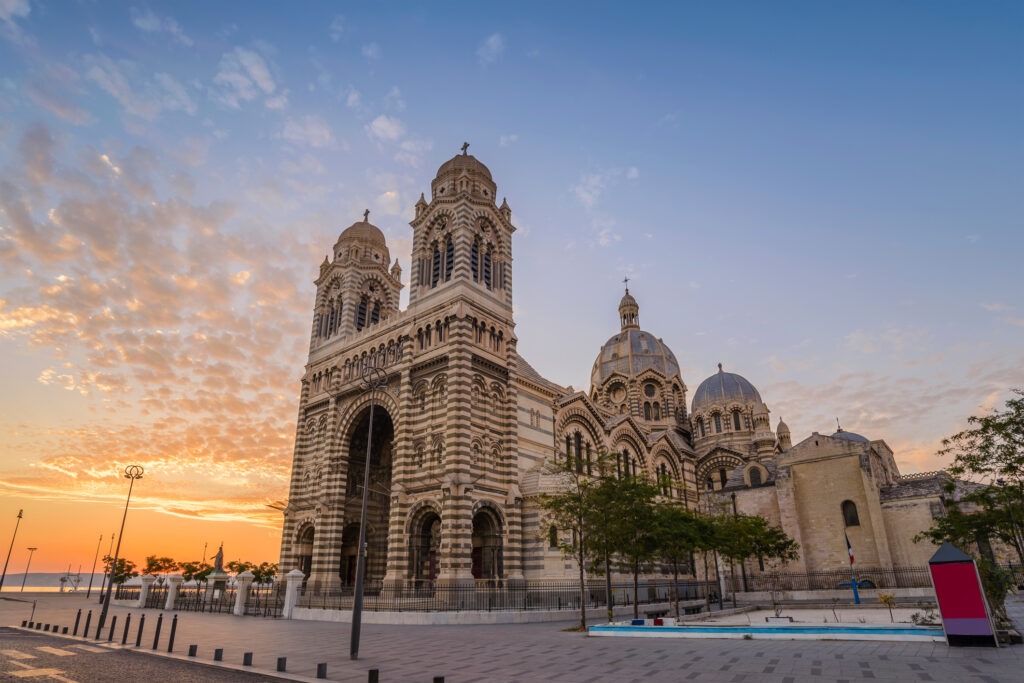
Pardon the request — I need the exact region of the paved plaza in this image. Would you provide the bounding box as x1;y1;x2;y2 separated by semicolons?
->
2;593;1022;682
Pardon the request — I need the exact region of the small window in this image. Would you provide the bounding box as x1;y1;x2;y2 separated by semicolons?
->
718;467;727;487
697;417;706;437
749;468;762;487
706;477;714;491
548;525;558;549
644;402;652;420
714;413;722;433
733;410;742;431
841;500;860;527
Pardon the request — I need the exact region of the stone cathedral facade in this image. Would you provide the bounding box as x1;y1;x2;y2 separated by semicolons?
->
279;149;947;591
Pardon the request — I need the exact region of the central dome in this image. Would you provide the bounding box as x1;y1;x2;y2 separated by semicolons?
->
435;152;493;181
338;217;386;247
591;329;681;386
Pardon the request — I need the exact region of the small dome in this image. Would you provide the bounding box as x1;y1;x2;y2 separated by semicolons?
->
776;417;790;434
832;428;869;443
435;152;493;181
338;217;387;247
692;364;762;413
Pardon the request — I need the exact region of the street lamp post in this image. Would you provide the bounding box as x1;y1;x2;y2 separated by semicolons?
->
350;364;387;660
20;547;38;591
0;509;24;593
98;532;115;603
97;465;144;637
86;535;102;598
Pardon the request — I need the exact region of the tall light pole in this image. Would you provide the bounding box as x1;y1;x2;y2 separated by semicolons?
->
97;465;144;637
98;532;115;602
350;364;387;660
0;509;23;593
20;547;38;591
86;535;102;598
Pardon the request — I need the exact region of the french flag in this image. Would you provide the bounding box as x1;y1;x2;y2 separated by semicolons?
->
845;531;855;566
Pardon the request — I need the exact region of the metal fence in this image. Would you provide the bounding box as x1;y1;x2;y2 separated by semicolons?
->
297;579;716;612
173;585;237;613
724;566;933;593
246;584;284;617
114;585;140;601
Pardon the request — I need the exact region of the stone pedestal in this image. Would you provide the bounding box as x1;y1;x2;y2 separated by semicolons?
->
282;569;306;619
205;570;230;604
165;574;183;610
233;571;254;616
137;574;156;609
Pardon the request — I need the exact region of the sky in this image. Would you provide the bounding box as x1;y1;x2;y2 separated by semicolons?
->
0;1;1021;575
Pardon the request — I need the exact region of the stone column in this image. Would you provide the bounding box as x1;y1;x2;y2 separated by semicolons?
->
137;574;156;609
164;574;183;611
233;571;254;616
282;569;307;619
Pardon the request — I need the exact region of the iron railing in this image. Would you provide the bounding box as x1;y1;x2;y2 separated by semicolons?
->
297;579;715;612
724;566;933;593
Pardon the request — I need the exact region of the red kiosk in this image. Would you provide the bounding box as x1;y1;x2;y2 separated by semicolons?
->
928;542;999;647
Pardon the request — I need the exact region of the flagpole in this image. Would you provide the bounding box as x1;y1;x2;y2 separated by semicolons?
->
846;531;860;605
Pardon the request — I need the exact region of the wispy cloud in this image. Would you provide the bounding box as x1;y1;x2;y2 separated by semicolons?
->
499;133;518;147
329;15;345;42
366;114;405;142
130;7;193;47
477;33;504;66
211;46;277;109
85;55;196;119
362;42;380;60
281;114;335;149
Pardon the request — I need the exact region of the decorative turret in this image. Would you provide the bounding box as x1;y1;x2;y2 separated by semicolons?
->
619;281;639;330
752;402;775;459
777;417;792;450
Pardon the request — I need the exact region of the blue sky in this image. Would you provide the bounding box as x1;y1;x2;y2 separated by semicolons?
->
0;1;1021;570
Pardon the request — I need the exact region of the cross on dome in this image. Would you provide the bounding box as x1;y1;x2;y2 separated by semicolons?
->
363;209;370;222
461;142;470;155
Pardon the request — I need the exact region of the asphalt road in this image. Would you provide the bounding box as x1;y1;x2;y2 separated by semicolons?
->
0;627;289;683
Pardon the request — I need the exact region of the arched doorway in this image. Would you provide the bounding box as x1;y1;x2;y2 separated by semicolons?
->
297;525;314;581
342;406;394;586
409;510;441;587
471;508;503;581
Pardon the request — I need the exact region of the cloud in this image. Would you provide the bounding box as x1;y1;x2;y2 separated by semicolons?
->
85;55;197;119
281;115;335;149
24;64;91;125
384;86;405;111
626;166;639;180
130;7;193;46
981;302;1011;313
362;42;380;60
395;137;433;167
499;134;518;147
329;15;344;42
477;33;504;66
211;47;277;108
344;86;361;109
366;115;405;142
265;89;289;110
0;0;30;23
571;167;637;210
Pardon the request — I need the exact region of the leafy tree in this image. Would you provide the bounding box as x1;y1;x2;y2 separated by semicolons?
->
538;452;606;631
102;556;138;584
226;560;254;575
178;560;213;584
652;503;704;619
594;474;660;619
142;556;178;577
251;562;279;584
713;513;799;606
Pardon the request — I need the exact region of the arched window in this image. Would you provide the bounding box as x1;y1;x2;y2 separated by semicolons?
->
719;467;728;487
733;410;742;431
548;525;558;549
706;477;714;491
714;413;722;433
659;463;669;495
573;432;583;474
585;443;592;475
644;402;652;420
482;247;492;288
653;402;661;420
356;296;368;331
370;302;380;325
842;500;860;527
431;245;441;287
749;468;762;487
697;417;706;437
470;241;479;281
444;237;454;281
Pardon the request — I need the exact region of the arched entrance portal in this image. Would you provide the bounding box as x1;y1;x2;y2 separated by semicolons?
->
297;526;314;581
341;405;394;586
409;510;441;587
471;508;503;581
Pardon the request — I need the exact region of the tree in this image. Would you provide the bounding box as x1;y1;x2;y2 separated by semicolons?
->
251;562;279;584
178;560;213;584
142;556;178;578
594;474;660;619
226;560;254;575
538;452;606;631
652;503;704;619
713;513;799;606
102;556;138;584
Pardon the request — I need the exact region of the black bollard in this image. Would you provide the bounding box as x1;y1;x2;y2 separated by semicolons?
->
434;678;445;683
21;620;26;627
242;652;253;666
151;613;163;650
368;669;379;683
135;614;145;647
83;611;92;639
188;644;197;657
166;614;177;653
107;615;116;641
121;613;131;645
73;609;81;636
35;623;42;630
214;648;223;661
316;663;327;679
62;627;68;634
27;621;33;628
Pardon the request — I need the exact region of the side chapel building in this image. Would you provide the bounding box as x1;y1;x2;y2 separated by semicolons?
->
279;149;948;590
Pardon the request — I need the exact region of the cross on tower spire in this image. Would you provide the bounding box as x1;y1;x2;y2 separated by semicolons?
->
623;275;630;293
461;142;470;155
363;209;370;222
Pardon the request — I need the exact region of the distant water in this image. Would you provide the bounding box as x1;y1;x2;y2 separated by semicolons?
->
0;573;107;593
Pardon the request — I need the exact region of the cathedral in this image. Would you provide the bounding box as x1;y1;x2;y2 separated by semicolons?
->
279;148;947;591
